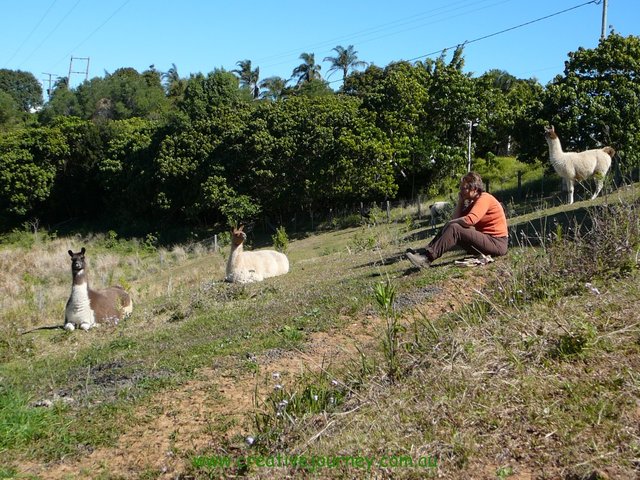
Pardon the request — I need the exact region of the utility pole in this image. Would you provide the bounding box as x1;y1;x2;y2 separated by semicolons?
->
41;72;58;99
465;119;479;172
68;56;90;85
600;0;609;40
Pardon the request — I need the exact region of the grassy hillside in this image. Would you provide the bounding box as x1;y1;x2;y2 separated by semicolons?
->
1;183;639;479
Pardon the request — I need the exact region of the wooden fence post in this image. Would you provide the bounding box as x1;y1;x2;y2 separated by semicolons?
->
517;170;523;198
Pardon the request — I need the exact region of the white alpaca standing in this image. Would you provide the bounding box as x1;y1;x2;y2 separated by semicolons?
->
544;125;615;205
225;225;289;284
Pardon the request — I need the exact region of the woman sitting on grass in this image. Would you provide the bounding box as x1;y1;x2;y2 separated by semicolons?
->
406;172;508;268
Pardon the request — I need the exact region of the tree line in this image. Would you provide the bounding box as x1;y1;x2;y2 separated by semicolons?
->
1;34;639;234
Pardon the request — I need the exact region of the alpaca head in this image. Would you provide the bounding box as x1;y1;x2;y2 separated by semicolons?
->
231;226;247;247
68;247;87;274
544;125;557;140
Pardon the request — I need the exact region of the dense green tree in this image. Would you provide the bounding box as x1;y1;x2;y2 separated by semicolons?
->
0;69;43;112
290;78;334;98
0;91;23;130
474;70;543;158
97;117;160;223
154;99;253;224
345;48;479;198
239;95;396;218
0;126;69;221
179;70;244;120
43;116;105;220
517;33;640;178
323;45;368;82
38;77;82;124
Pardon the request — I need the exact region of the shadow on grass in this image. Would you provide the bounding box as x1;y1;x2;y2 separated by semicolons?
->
509;202;597;247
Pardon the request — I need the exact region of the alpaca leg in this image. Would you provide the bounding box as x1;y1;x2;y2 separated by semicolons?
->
567;179;574;205
591;177;604;200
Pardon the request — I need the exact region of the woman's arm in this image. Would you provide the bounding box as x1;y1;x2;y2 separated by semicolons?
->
452;191;465;218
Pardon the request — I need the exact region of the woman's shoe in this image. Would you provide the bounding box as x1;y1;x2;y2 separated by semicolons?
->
406;251;431;269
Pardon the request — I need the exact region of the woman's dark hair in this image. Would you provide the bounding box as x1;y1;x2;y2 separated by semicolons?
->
461;172;485;193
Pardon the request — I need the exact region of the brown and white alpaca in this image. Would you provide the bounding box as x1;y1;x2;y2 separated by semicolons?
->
544;125;615;205
64;247;133;331
225;226;289;284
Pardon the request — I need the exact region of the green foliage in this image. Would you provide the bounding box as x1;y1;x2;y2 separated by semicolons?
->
219;194;261;228
0;91;25;130
0;69;43;112
0;387;67;451
518;33;640;173
374;279;403;381
253;372;346;450
473;155;544;192
179;70;243;119
0;126;68;219
271;226;289;253
1;36;640;234
488;200;640;314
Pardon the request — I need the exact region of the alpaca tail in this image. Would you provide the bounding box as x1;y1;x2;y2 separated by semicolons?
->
602;146;616;158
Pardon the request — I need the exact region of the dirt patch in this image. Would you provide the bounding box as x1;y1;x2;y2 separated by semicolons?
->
19;273;478;479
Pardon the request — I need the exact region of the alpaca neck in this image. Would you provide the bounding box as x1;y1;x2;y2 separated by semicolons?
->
547;137;566;163
227;243;244;269
66;274;95;326
72;269;89;287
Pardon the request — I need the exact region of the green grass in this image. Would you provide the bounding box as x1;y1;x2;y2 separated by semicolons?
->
1;180;639;478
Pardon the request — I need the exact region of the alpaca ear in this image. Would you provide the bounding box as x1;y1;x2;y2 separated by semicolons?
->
238;225;244;231
68;250;73;256
81;247;86;254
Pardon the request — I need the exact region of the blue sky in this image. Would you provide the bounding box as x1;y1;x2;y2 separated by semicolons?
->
1;0;638;95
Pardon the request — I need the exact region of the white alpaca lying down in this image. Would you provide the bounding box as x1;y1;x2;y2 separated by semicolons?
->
225;225;289;284
544;125;615;205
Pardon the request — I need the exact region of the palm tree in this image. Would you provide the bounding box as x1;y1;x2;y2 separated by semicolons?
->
323;45;368;81
259;76;289;101
162;63;186;99
232;59;260;99
291;53;322;86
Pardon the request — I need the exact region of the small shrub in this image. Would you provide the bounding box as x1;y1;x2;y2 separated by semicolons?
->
271;226;289;253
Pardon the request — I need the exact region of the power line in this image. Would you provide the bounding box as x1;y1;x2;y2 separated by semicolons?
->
48;0;132;73
3;0;59;68
17;0;83;69
325;0;599;86
406;0;599;63
256;0;516;71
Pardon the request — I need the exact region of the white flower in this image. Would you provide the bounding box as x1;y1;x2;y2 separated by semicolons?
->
585;283;601;295
246;436;255;445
